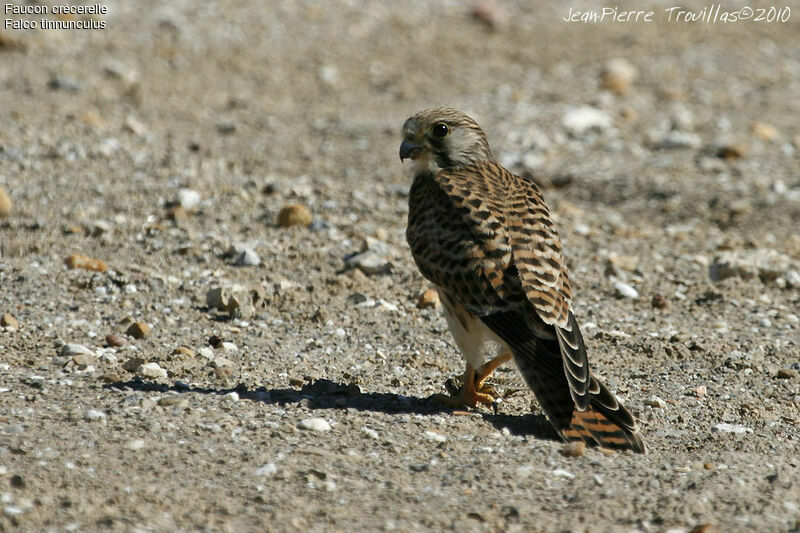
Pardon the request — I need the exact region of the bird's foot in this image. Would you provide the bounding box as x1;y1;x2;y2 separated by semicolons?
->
431;372;499;408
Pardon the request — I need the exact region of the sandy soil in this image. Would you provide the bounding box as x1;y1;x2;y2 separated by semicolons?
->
1;1;799;531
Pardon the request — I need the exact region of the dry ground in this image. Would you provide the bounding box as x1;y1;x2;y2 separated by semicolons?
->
1;1;799;531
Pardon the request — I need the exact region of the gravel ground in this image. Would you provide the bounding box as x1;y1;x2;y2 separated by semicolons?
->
1;1;800;531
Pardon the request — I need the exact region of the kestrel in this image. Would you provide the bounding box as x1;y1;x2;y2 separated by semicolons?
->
401;107;645;453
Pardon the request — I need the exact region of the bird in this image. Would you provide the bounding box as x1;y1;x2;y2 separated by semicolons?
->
400;107;645;453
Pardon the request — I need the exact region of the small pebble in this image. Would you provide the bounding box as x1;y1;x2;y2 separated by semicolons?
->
777;368;798;379
470;1;507;28
234;248;260;267
105;334;129;347
362;427;380;440
125;321;151;339
64;254;107;272
48;76;81;92
61;343;94;357
176;188;202;211
165;205;188;223
600;57;638;94
607;255;639;272
253;463;277;477
652;294;668;310
221;391;239;402
83;409;106;422
298;418;331;432
346;250;390;275
644;396;667;409
422;430;447;443
318;64;339;86
715;141;747;160
221;342;238;353
552;469;575;479
122;356;145;372
0;187;11;217
125;439;146;451
751;121;779;142
158;396;187;407
277;204;312;228
713;423;752;434
416;289;440;309
614;281;639;299
172;346;195;358
562;107;612;136
659;130;702;150
197;347;215;360
560;441;586;457
137;362;167;379
1;313;19;331
71;351;94;366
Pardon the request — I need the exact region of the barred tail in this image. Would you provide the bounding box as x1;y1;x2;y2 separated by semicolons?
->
560;375;645;453
480;309;645;454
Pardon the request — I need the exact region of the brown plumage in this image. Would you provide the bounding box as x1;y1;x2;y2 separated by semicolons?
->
401;107;645;453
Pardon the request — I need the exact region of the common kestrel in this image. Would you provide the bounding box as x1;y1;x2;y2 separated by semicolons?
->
401;107;645;453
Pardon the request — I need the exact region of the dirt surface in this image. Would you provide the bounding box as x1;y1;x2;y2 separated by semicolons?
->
1;1;800;531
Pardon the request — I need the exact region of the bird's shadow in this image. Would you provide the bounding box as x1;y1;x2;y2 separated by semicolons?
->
105;377;560;442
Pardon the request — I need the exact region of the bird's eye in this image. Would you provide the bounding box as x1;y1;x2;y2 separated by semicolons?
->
432;123;449;138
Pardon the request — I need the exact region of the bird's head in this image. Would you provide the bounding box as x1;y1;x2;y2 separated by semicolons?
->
399;108;493;174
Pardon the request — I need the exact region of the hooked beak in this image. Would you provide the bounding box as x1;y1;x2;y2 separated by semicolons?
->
399;140;423;162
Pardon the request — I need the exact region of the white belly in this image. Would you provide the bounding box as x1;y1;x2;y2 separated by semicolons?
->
436;288;508;369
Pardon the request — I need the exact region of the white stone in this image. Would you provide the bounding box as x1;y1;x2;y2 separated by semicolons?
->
644;396;666;409
713;423;752;434
83;409;106;421
61;343;94;357
125;439;146;450
222;391;239;402
562;107;612;136
614;281;639;299
137;362;167;379
298;418;331;432
785;269;800;288
221;342;238;353
362;427;379;440
176;188;202;211
659;130;702;149
375;299;399;312
318;64;339;86
197;347;215;360
710;249;795;282
253;463;277;477
346;250;390;275
553;469;575;479
422;430;447;443
235;248;260;267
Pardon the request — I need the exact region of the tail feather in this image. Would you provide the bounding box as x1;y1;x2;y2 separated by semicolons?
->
480;308;645;453
561;375;646;453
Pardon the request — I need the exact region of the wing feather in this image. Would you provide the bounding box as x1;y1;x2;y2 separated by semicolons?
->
407;162;590;401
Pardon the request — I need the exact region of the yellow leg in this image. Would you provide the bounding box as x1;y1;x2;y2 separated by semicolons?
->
475;350;512;390
430;363;496;408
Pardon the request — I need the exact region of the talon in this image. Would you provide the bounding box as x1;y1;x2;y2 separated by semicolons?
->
430;364;499;408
